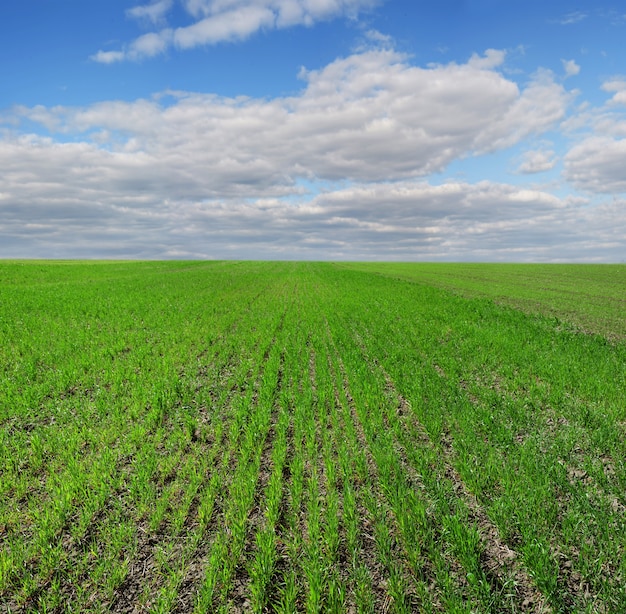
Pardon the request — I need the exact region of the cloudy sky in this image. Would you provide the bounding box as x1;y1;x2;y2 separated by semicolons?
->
1;0;625;261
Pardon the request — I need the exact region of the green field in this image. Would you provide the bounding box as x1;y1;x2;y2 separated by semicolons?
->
1;261;625;613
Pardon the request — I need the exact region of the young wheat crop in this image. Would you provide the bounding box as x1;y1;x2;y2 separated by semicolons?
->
1;260;624;613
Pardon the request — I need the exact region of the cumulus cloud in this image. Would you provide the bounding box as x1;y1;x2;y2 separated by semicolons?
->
0;164;621;260
18;50;572;188
561;81;626;139
129;31;174;59
560;76;626;194
601;78;626;105
363;29;392;46
564;137;626;194
517;149;557;174
93;0;380;62
2;48;599;260
90;50;126;64
173;5;275;48
127;0;174;25
471;68;572;153
562;59;580;77
467;48;506;70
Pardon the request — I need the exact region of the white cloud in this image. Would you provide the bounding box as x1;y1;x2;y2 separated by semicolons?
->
0;162;621;260
601;78;626;105
90;50;126;64
3;49;601;260
517;149;557;174
564;136;626;194
562;59;580;77
602;79;626;92
471;68;572;153
609;92;626;106
173;5;276;48
93;0;380;62
360;29;393;48
557;11;587;25
129;30;174;59
43;50;573;185
467;48;506;70
127;0;174;25
560;76;626;194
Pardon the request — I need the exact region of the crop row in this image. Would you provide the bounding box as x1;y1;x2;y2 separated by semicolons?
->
1;261;624;612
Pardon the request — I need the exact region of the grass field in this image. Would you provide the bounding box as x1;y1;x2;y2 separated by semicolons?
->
1;261;625;613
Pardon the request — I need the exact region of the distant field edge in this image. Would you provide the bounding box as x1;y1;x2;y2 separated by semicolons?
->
1;259;624;340
334;261;626;341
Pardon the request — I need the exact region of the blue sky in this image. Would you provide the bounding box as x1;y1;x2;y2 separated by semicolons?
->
1;0;625;260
